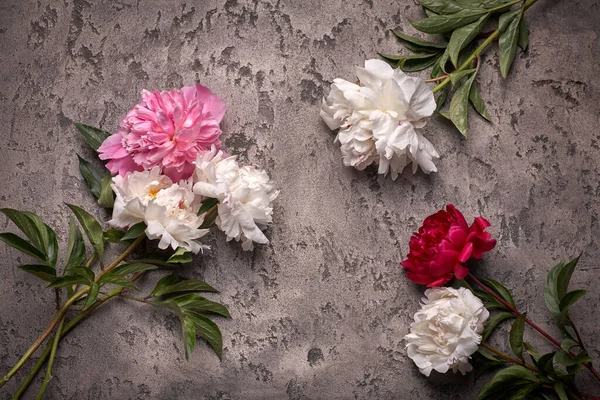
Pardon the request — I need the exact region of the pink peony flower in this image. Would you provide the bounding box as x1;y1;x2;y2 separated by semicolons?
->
99;84;226;182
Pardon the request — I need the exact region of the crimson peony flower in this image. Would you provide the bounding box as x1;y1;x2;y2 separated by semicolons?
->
401;205;496;287
99;84;225;182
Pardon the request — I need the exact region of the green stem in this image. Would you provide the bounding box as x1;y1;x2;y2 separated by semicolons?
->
11;271;146;399
34;316;65;400
0;236;144;388
432;0;540;94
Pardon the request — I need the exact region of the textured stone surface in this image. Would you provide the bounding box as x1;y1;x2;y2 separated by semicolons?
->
1;0;600;399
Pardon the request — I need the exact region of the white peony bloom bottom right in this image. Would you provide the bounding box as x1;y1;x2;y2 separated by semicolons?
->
404;287;490;377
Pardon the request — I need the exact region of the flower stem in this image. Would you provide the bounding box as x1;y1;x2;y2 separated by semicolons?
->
0;236;145;388
11;271;146;399
468;273;600;384
481;342;538;372
34;315;65;400
431;0;540;94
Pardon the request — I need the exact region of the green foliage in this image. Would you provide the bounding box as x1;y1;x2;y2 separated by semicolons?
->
66;204;104;261
148;274;229;359
197;198;219;216
73;122;111;152
167;247;193;264
482;311;513;342
509;313;526;359
121;222;147;241
476;365;540;400
382;0;534;136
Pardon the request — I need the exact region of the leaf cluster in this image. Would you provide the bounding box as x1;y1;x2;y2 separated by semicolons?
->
381;0;531;136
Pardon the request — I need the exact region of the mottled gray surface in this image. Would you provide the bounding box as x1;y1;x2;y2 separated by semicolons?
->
1;0;600;399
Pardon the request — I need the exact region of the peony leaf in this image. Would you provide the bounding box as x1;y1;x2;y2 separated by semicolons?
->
68;266;95;282
66;204;104;262
544;257;580;320
19;264;57;283
167;247;193;264
535;352;556;377
560;338;579;353
418;0;466;14
0;233;47;263
482;311;513;342
0;208;48;260
151;276;218;298
379;53;440;72
517;18;529;50
448;14;489;67
435;86;449;111
469;82;492;121
110;262;158;277
476;365;539;400
172;293;231;318
182;316;197;360
448;73;476;137
77;155;105;199
47;275;91;288
481;278;516;308
553;382;568;400
197;198;219;216
97;273;139;290
184;310;223;359
450;68;475;87
121;222;147;241
509;313;526;359
83;282;99;310
498;9;523;78
103;229;125;243
73;122;111;152
98;174;115;209
523;342;539;363
558;290;586;311
411;11;483;34
391;29;446;52
46;225;58;268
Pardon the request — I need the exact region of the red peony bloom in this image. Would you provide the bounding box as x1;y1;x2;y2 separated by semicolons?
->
401;205;496;287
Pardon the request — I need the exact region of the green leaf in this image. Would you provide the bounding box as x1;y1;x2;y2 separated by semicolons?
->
151;276;218;298
197;198;219;216
448;73;476;137
77;155;105;199
391;29;447;51
469;82;492;121
448;14;489;67
476;366;539;400
66;204;104;261
556;257;580;300
182;316;197;360
411;10;484;34
47;275;91;288
481;278;516;308
97;273;139;290
65;217;86;274
69;266;95;282
450;68;475;87
200;208;219;229
84;282;99;310
523;342;540;363
379;52;440;72
555;350;592;367
509;313;526;359
472;350;505;380
417;0;466;14
482;311;513;342
172;293;231;318
19;264;57;282
517;18;529;50
435;86;449;111
110;262;158;276
559;290;586;311
535;352;556;377
98;174;114;209
121;222;147;241
553;382;567;400
45;225;58;267
73;122;111;152
566;363;584;376
545;257;580;320
0;209;47;258
184;310;223;358
560;338;579;353
0;233;47;262
498;9;523;78
103;229;125;243
167;247;193;264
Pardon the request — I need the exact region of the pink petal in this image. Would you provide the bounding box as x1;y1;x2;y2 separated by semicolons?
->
454;264;469;280
458;242;473;263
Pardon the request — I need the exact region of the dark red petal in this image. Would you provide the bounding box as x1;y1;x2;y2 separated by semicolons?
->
454;263;469;279
426;274;453;287
472;216;491;231
458;242;474;263
447;226;467;247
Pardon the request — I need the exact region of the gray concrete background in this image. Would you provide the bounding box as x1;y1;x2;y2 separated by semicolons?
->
1;0;600;399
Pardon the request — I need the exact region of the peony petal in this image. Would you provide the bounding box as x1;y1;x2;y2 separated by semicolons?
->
458;242;473;263
454;263;469;280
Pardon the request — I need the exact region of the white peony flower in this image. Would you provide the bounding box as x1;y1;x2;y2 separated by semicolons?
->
109;167;208;254
404;287;489;377
321;59;439;179
193;148;279;251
